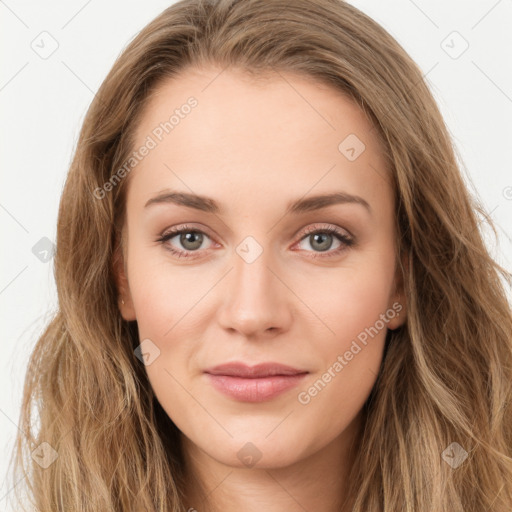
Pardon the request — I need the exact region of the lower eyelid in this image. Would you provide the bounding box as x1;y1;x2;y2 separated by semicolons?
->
294;232;352;254
158;226;353;255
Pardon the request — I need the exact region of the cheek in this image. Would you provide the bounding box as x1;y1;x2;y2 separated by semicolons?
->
294;246;395;411
127;257;202;429
293;281;391;451
126;246;207;339
302;247;396;349
126;247;211;400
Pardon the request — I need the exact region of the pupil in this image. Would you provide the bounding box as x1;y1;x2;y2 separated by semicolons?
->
181;232;202;250
312;233;332;252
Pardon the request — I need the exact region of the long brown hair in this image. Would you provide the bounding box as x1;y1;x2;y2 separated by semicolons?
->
10;0;512;510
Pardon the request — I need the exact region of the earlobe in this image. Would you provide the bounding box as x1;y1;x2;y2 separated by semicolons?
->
112;241;137;321
118;296;137;322
387;252;408;330
387;294;407;330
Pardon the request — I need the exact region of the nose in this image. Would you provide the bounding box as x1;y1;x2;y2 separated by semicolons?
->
216;245;293;339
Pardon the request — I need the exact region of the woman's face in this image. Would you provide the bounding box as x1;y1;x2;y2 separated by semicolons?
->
117;65;406;469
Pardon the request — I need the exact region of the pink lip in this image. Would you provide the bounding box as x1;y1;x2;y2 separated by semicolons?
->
204;362;308;402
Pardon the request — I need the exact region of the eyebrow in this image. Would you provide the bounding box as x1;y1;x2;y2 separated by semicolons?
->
144;190;371;215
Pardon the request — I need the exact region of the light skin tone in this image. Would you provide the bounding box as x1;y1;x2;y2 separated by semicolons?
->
115;65;407;511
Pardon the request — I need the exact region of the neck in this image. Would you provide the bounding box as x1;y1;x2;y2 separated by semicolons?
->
180;411;363;512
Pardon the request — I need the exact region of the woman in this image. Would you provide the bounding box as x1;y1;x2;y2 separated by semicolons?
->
12;0;512;510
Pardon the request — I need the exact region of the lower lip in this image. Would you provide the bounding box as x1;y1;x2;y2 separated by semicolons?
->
205;373;308;402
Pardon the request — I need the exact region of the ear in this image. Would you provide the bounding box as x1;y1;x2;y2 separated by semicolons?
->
386;250;408;330
112;238;137;321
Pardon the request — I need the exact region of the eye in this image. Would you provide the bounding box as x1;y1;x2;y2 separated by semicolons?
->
293;224;354;258
156;223;355;260
156;224;215;259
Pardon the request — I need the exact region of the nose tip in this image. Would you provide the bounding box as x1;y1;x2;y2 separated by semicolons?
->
216;253;292;338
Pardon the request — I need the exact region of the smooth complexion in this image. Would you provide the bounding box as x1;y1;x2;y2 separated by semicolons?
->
116;65;407;512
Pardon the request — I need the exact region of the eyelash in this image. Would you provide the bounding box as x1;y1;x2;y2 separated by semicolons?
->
156;223;355;260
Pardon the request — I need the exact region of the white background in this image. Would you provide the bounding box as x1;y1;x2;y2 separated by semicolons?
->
1;0;511;508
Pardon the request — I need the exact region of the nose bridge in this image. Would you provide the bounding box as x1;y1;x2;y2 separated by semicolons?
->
217;236;291;336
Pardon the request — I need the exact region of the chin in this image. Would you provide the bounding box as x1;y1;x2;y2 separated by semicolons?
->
195;431;311;470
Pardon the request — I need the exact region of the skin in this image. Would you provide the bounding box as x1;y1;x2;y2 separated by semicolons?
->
115;65;407;512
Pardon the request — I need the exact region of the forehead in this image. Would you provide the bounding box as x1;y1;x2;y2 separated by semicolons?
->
128;65;392;213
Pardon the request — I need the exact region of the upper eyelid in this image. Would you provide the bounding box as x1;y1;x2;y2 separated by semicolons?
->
161;223;352;244
300;224;352;238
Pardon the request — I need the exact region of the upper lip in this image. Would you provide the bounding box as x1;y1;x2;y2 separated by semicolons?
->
204;362;308;378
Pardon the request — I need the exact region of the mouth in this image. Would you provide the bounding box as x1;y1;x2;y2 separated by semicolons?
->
204;362;309;402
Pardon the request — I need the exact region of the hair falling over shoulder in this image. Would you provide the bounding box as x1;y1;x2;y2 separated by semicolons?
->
9;0;512;510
